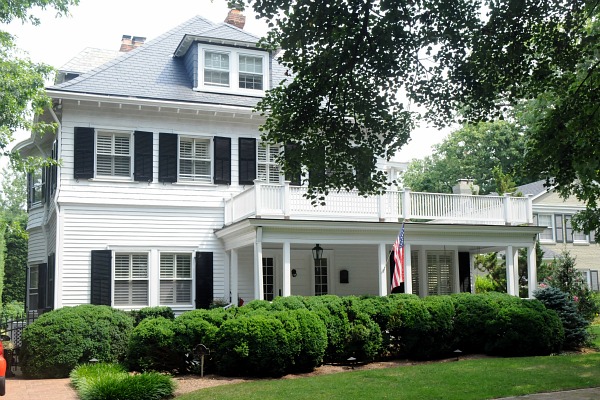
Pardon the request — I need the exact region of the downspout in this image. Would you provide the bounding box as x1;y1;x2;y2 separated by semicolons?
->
48;106;62;309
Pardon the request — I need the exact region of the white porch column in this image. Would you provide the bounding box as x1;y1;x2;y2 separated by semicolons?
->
404;243;412;294
506;245;517;296
282;241;291;297
453;250;460;293
512;248;520;296
230;249;239;304
419;248;428;297
254;227;264;300
527;245;537;298
470;253;477;294
378;243;387;296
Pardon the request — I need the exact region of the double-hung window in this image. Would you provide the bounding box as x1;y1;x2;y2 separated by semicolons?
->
114;253;148;306
257;143;281;184
199;46;268;94
160;254;192;305
204;51;230;87
537;214;554;242
179;137;211;182
28;167;45;207
96;131;132;178
239;55;263;90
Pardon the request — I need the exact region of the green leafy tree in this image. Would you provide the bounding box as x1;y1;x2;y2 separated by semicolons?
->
1;0;79;163
402;121;531;194
2;219;27;305
231;0;593;201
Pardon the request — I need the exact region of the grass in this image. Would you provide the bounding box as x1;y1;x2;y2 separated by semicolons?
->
176;353;600;400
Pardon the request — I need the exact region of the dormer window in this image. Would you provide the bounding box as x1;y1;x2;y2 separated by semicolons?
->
198;44;268;95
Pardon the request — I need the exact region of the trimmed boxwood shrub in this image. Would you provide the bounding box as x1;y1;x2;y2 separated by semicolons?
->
214;313;294;377
130;306;174;326
127;317;180;372
534;286;590;349
278;309;327;372
387;297;431;358
20;305;133;378
270;295;308;311
451;293;500;353
418;296;456;359
172;311;221;373
485;299;564;356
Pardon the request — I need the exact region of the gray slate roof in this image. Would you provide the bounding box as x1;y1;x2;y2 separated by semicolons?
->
516;179;552;197
49;16;284;108
58;48;121;75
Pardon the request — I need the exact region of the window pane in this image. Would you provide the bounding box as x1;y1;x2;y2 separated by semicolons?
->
176;281;192;303
179;138;211;182
205;52;230;87
96;132;131;177
114;254;148;307
239;55;263;90
115;255;130;279
160;254;174;278
176;255;191;278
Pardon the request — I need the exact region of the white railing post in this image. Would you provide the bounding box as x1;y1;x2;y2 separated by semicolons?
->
227;194;234;225
503;193;511;225
283;181;291;218
378;191;385;221
254;179;262;218
526;194;533;224
402;188;411;220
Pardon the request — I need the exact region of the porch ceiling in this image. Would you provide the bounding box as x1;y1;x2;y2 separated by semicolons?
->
215;218;544;251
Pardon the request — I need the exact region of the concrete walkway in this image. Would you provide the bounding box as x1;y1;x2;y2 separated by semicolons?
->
494;387;600;400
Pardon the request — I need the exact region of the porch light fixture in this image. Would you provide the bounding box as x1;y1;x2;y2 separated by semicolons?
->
312;244;323;261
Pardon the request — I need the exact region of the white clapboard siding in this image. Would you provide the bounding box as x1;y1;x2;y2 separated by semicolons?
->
28;228;47;264
60;204;226;310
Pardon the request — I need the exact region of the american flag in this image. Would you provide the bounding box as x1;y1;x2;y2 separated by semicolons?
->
391;223;405;291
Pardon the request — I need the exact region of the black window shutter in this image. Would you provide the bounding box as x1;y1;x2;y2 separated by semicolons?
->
555;215;564;243
50;141;58;197
37;263;48;310
159;133;178;183
239;138;256;185
214;137;231;184
47;255;55;310
91;250;112;306
195;252;213;309
565;215;574;243
284;143;302;186
134;131;154;182
74;127;95;179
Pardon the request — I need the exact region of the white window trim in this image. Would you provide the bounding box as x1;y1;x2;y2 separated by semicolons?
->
30;167;45;208
113;252;150;308
94;129;134;181
158;252;194;307
537;213;555;243
196;44;269;96
177;135;213;184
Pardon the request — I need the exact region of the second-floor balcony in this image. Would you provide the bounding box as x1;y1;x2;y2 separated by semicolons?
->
224;181;533;226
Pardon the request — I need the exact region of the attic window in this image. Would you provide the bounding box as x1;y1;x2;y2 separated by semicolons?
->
198;44;268;95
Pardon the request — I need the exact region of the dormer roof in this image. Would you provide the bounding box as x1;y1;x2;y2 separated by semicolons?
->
48;15;284;109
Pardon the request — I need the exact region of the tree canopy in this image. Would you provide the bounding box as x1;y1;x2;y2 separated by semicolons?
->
402;121;533;195
0;0;78;162
233;0;599;230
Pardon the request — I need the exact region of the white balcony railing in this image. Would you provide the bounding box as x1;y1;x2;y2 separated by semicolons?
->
224;180;533;226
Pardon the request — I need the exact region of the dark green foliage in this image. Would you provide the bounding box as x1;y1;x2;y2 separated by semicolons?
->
534;286;590;349
387;297;431;358
130;306;174;326
544;251;600;321
2;219;27;304
214;313;294;377
270;295;308;311
451;293;497;353
20;305;133;378
71;363;175;400
301;296;351;362
172;312;220;373
485;299;564;357
127;317;180;372
277;309;327;372
419;296;456;358
181;307;230;328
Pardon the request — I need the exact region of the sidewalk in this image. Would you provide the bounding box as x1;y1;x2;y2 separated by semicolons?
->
3;376;78;400
494;387;600;400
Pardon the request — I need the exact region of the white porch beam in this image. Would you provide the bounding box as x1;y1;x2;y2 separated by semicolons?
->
404;243;412;294
378;243;387;296
527;245;537;298
282;241;291;297
254;227;264;300
230;249;239;304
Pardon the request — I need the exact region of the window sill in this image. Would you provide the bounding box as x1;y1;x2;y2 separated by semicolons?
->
89;177;137;183
573;241;590;246
171;181;217;188
539;240;556;245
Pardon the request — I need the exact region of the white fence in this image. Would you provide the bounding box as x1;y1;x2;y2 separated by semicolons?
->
224;181;533;226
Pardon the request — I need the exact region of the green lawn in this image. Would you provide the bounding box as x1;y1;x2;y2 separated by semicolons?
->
591;324;600;348
176;353;600;400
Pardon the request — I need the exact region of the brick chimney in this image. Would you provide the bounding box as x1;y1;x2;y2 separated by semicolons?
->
120;35;146;52
224;9;246;29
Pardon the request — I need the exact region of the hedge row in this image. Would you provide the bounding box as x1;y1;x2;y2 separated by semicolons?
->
21;292;569;378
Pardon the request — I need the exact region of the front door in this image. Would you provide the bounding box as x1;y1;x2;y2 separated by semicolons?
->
262;256;275;300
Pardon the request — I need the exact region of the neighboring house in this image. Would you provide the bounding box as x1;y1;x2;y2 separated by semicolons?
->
16;11;543;315
520;180;600;291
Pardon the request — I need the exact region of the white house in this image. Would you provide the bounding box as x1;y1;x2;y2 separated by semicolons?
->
16;12;543;315
521;180;599;290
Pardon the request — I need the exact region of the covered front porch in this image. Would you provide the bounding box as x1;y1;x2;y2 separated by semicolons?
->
215;219;543;303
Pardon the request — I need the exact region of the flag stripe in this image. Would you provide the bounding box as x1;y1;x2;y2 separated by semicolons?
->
392;223;405;290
